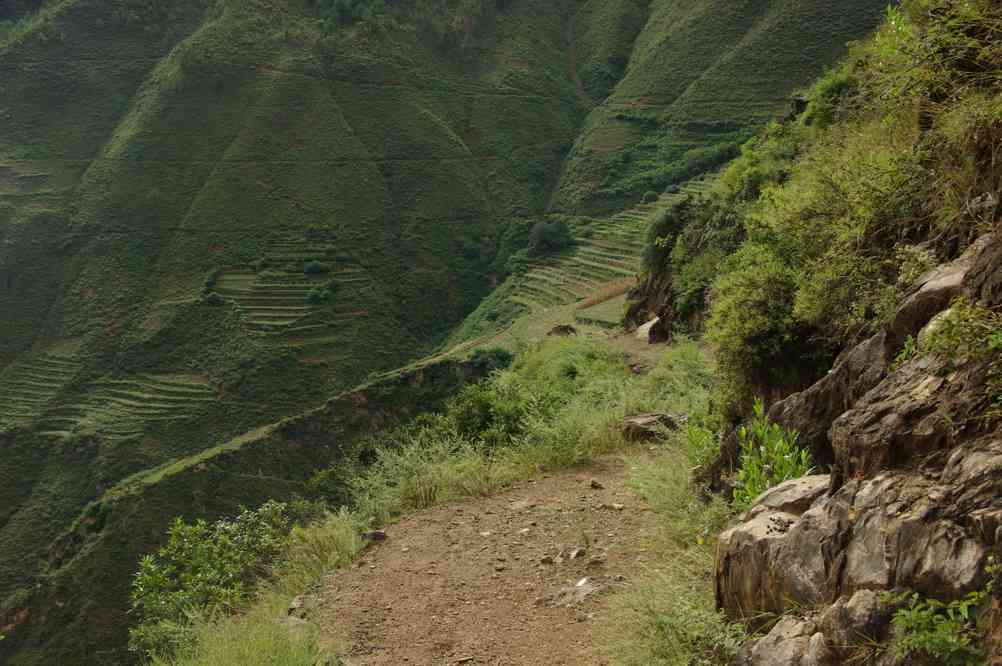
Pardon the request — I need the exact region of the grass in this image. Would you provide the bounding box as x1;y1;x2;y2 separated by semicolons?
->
147;336;719;665
0;0;886;661
607;427;742;666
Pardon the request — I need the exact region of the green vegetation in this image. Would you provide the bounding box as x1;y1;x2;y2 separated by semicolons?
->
913;298;1002;422
527;219;573;257
731;400;810;511
151;510;365;666
552;0;887;213
0;0;890;661
139;337;722;665
631;0;1002;420
610;422;742;666
129;501;295;659
885;581;993;666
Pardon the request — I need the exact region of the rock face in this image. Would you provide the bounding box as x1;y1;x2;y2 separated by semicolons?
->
767;234;995;471
718;234;1002;664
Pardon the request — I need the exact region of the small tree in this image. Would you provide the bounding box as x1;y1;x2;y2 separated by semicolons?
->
129;502;291;659
527;219;573;257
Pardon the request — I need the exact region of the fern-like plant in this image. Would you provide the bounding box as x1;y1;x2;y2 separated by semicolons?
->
732;399;811;510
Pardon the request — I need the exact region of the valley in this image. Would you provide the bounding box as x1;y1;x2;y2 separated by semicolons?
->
1;0;894;663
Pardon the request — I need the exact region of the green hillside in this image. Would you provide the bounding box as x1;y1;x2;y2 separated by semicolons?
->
554;0;888;213
0;0;885;662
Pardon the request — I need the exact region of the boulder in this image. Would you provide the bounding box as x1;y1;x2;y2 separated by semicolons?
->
718;465;992;621
622;413;686;441
715;476;830;618
818;589;889;653
635;317;660;342
547;324;577;337
966;233;1002;306
886;234;991;348
768;332;889;470
738;617;836;666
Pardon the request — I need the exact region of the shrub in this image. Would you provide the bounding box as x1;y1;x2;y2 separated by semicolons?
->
203;292;224;306
642;190;658;203
203;268;222;293
732;400;811;510
885;585;991;666
129;502;292;660
527;219;573;256
468;347;513;373
303;261;329;275
706;244;799;406
307;286;332;304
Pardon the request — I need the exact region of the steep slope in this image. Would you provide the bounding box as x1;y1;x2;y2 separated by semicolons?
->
0;0;886;663
555;0;888;214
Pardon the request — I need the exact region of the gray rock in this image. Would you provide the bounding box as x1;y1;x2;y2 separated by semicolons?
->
547;324;577;337
741;617;837;666
818;590;888;652
717;469;991;621
622;413;686;441
768;233;997;471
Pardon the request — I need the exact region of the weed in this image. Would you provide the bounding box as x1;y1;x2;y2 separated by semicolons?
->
884;586;991;666
609;427;741;665
732;400;811;511
891;335;920;371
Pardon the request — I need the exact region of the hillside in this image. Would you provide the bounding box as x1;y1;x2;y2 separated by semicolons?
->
0;0;885;663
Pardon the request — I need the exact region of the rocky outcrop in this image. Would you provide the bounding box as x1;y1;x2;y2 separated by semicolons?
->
767;234;995;471
718;234;1002;663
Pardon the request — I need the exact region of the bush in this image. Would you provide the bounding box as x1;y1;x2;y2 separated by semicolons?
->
885;586;991;666
129;502;292;660
468;347;513;373
307;285;333;304
204;268;222;293
303;261;329;275
732;400;811;510
706;244;798;400
527;219;573;257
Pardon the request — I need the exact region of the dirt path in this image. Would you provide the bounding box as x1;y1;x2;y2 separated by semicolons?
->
316;457;657;665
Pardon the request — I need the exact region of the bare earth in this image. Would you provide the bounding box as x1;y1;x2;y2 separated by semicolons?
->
316;457;658;665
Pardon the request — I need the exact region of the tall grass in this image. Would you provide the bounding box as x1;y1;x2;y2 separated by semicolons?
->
607;425;743;666
151;337;717;666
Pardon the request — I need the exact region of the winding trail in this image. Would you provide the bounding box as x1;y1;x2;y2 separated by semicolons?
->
316;456;657;665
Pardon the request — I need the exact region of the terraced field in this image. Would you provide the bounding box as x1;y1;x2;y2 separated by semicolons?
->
36;374;216;439
509;179;714;311
0;352;81;428
213;237;374;335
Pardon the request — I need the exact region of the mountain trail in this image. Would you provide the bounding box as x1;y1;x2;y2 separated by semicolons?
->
315;455;658;665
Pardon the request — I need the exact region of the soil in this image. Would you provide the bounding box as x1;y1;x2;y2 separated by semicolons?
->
315;456;658;665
